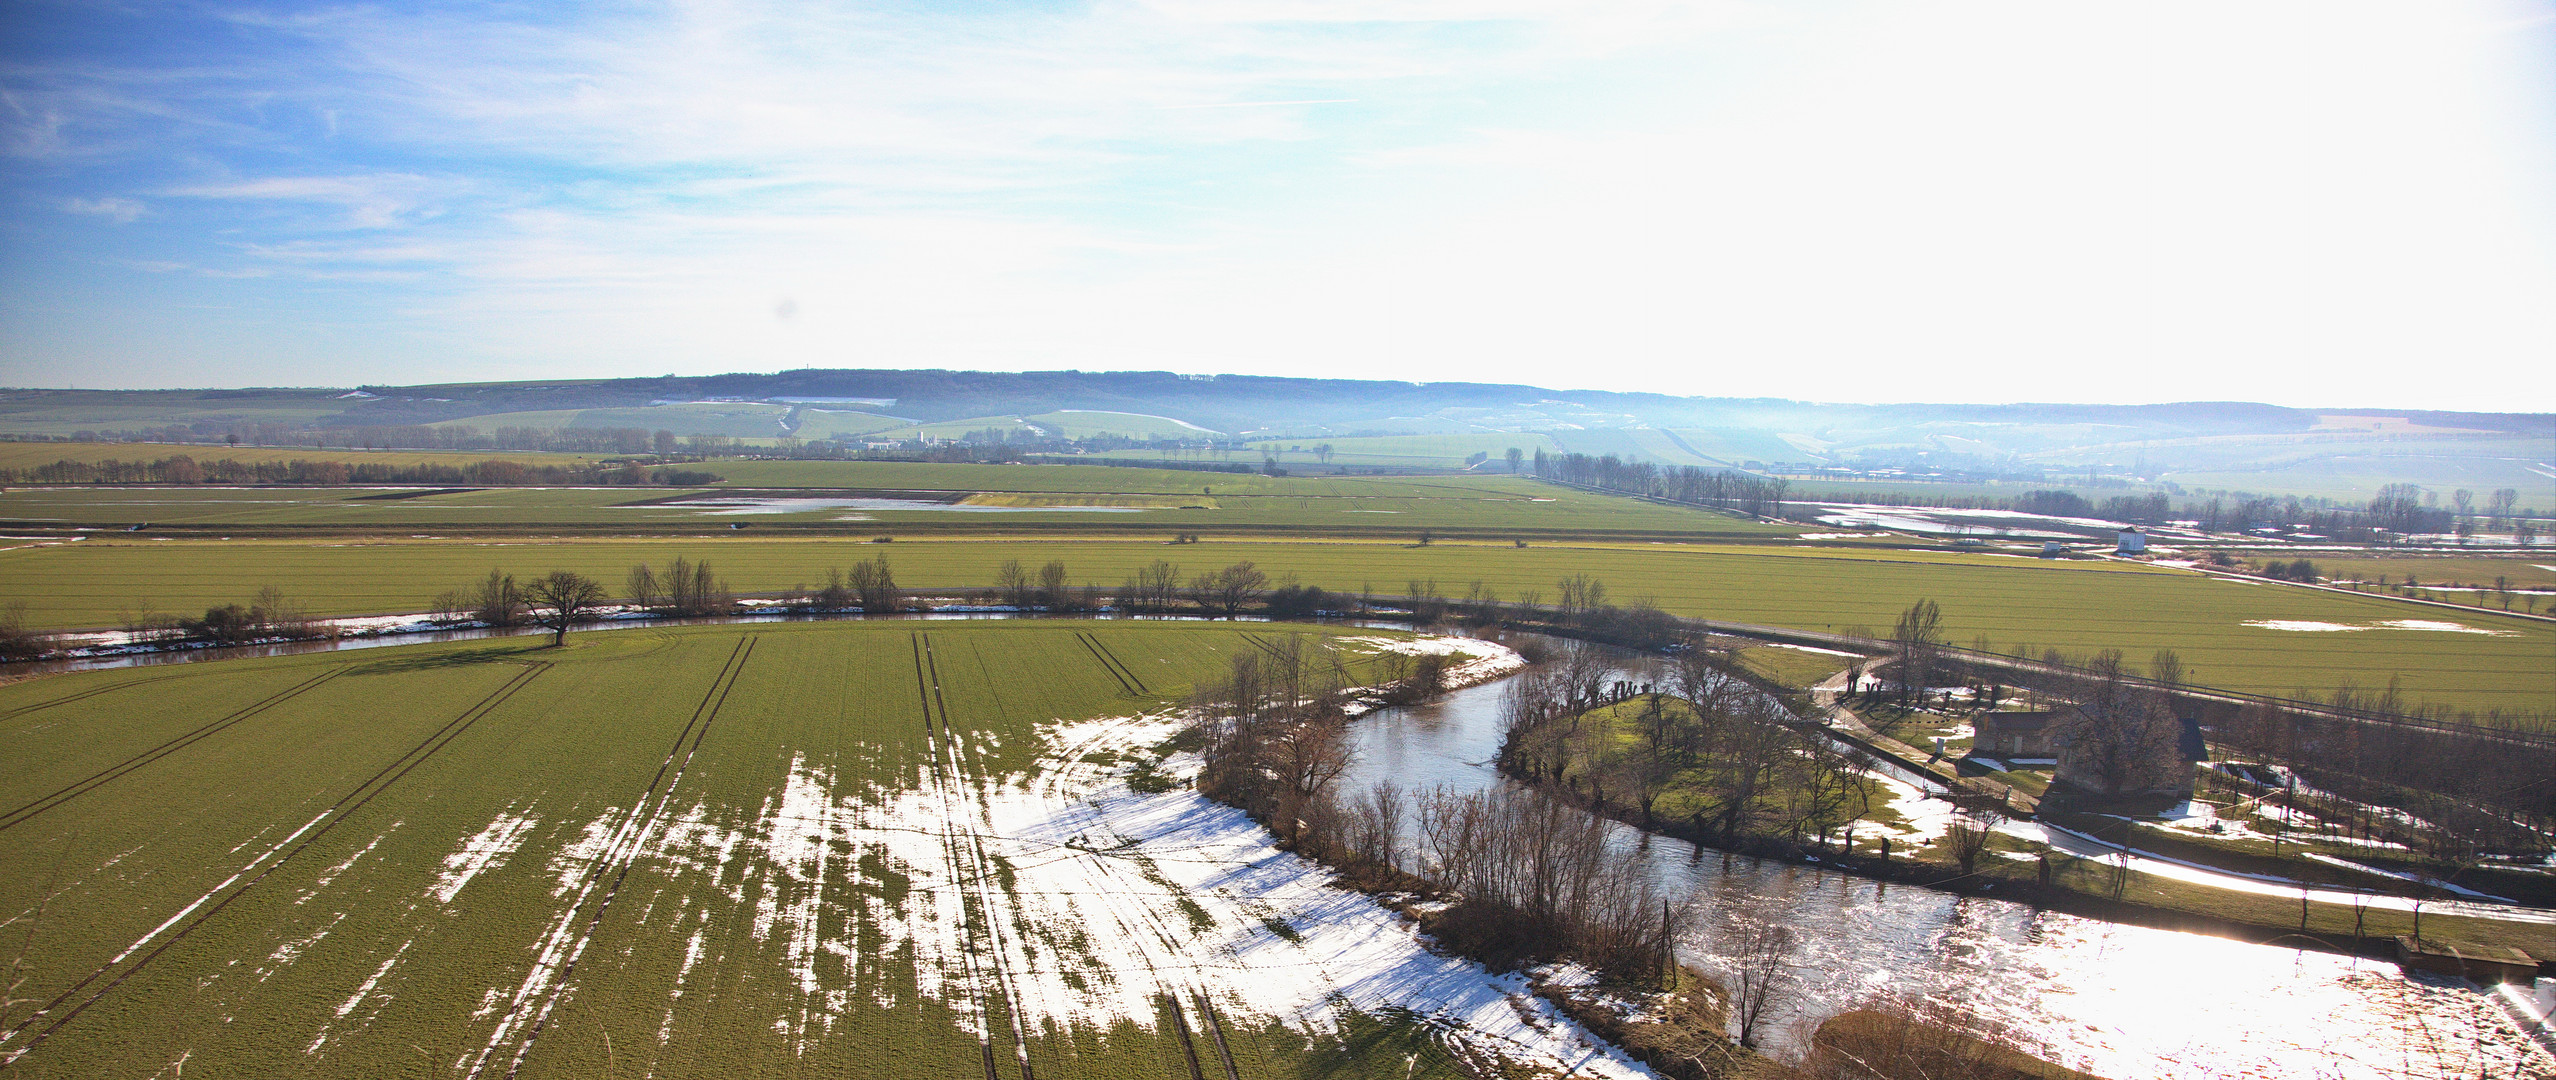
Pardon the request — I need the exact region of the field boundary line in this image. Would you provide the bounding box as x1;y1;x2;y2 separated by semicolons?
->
479;636;756;1080
0;666;348;831
0;660;549;1069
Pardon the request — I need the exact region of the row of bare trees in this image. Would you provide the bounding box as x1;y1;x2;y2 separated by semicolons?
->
1402;783;1686;981
2209;691;2556;862
1532;451;1791;518
1187;635;1683;985
430;570;610;645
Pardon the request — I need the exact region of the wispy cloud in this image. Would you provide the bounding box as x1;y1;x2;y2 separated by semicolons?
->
160;174;455;230
61;195;144;222
1;0;2550;407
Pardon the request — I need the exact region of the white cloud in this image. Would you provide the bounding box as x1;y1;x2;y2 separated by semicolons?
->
61;196;145;223
7;0;2553;406
160;174;454;230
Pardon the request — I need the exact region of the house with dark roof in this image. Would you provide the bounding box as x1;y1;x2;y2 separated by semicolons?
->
1971;710;2061;758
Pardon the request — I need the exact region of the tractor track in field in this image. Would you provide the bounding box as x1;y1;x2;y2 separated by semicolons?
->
1014;705;1248;1080
1237;632;1291;662
1075;631;1139;695
472;636;757;1080
0;666;348;832
1020;710;1212;1074
1079;631;1149;695
918;631;1039;1080
0;668;212;720
0;660;550;1070
912;633;1007;1080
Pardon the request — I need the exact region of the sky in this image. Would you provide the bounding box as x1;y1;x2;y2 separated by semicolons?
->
2;0;2553;410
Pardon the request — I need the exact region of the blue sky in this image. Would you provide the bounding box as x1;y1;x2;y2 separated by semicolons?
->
4;0;2553;409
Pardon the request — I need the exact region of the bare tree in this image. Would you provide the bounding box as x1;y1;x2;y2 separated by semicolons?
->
472;569;524;627
994;558;1031;607
525;570;607;647
1728;915;1796;1048
0;602;47;661
2054;650;2182;799
1943;807;2004;876
1557;574;1607;617
1123;559;1183;613
1037;560;1070;609
847;556;900;612
1891;599;1942;705
625;563;662;611
1193;561;1269;618
1346;781;1406;870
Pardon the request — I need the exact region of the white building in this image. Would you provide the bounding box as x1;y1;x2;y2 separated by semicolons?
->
2116;528;2146;554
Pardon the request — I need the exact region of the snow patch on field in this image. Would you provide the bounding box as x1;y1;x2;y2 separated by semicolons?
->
547;813;618;897
2375;619;2510;635
305;828;393;901
544;687;1644;1075
309;939;413;1054
1868;772;1960;845
2245;618;2512;635
1763;643;1862;658
1337;634;1527;688
1004;732;1652;1076
432;813;539;904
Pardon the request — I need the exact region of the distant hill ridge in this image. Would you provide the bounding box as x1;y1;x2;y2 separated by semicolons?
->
313;368;2544;437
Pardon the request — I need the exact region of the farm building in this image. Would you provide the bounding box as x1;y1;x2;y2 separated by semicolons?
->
2115;528;2146;554
1971;710;2061;758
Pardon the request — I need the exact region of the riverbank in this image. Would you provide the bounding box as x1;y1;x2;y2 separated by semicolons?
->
1508;717;2556;966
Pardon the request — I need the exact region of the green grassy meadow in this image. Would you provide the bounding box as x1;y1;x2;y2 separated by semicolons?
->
1243;433;1562;469
0;620;1508;1079
442;401;797;439
0;469;1796;539
1024;411;1217;439
3;536;2546;713
0;390;354;436
2281;553;2556;592
0;442;618;471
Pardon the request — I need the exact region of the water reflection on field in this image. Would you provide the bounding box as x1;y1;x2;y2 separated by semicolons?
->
1341;645;2548;1080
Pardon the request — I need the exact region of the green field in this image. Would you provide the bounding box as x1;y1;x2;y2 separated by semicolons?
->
0;442;617;471
2133;433;2556;506
0;390;354;437
788;408;912;440
1244;433;1560;470
1026;411;1219;439
1548;428;1720;468
0;620;1590;1078
0;469;1796;539
444;401;796;439
2265;553;2556;592
3;537;2546;713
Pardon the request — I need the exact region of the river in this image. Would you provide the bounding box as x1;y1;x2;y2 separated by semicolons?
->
1341;640;2553;1080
